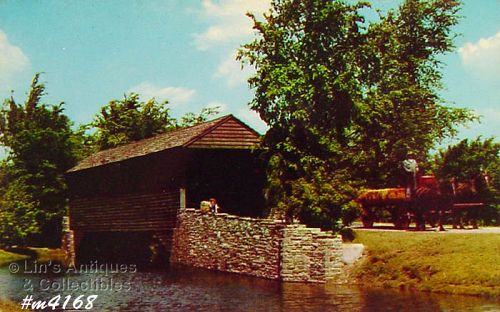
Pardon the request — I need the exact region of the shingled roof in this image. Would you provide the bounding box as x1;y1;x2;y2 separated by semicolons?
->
68;114;261;173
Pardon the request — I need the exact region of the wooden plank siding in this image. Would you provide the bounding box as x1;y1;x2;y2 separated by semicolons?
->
187;118;261;149
70;191;179;233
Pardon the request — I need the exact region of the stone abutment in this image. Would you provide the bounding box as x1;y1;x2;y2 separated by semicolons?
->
170;209;343;283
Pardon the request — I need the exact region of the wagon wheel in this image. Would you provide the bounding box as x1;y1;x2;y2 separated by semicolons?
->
392;207;410;229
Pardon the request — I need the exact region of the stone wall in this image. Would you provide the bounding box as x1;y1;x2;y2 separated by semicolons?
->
171;209;343;283
281;225;343;282
170;209;284;279
61;216;75;266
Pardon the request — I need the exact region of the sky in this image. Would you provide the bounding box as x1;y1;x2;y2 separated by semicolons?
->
0;0;499;144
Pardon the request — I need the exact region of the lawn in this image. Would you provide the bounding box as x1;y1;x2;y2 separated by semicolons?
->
352;230;500;297
0;249;28;267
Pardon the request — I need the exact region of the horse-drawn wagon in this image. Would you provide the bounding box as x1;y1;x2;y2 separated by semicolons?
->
355;187;411;229
355;173;489;230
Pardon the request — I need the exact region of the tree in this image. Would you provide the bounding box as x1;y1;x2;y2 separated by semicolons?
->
0;173;40;247
0;74;77;246
354;0;475;187
92;93;219;151
92;93;177;150
239;0;474;229
239;0;369;229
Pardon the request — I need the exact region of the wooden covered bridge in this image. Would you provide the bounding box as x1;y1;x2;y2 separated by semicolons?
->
66;114;265;264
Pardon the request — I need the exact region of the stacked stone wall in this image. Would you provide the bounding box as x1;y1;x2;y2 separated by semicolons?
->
171;209;343;282
171;209;284;279
61;216;75;266
281;225;343;282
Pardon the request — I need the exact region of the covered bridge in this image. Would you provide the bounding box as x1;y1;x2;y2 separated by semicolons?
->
66;114;265;264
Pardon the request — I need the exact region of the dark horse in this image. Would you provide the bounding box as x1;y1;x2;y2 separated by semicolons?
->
412;175;450;231
412;172;490;230
448;172;490;229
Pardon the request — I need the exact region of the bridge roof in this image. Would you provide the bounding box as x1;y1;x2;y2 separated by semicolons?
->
67;114;261;173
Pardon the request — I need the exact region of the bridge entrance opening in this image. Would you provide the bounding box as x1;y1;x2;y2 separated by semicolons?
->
76;231;169;269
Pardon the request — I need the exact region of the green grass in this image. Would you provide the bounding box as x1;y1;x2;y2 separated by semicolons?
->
0;250;28;267
352;231;500;297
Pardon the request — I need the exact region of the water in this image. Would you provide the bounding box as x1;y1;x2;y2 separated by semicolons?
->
0;263;498;311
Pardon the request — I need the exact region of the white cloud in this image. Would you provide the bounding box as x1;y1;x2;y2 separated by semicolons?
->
214;51;255;87
459;31;500;78
193;0;269;51
237;107;267;134
194;0;270;87
193;0;269;88
128;82;196;106
205;101;227;112
0;30;29;86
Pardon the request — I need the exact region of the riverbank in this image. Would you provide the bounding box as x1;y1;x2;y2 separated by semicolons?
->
0;249;28;267
0;300;24;312
0;247;65;265
0;248;64;312
352;229;500;297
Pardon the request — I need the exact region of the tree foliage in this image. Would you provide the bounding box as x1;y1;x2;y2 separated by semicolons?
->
0;74;77;246
239;0;475;229
92;93;219;151
0;174;40;247
355;0;476;187
92;93;176;150
434;137;499;181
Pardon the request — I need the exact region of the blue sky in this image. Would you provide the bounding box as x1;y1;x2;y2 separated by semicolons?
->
0;0;499;143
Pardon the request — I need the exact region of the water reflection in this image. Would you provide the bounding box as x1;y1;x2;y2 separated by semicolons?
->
0;264;498;311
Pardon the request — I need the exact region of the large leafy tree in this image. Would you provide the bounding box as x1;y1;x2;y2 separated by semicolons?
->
0;74;77;246
239;0;369;228
354;0;475;187
92;93;219;151
92;93;176;150
434;137;499;181
0;175;40;247
239;0;474;229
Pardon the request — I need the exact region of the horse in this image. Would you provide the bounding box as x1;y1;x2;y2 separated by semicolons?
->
412;175;452;231
447;172;490;229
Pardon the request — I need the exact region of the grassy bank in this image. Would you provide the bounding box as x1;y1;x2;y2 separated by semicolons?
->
0;248;63;312
0;247;65;266
352;230;500;297
0;249;28;267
